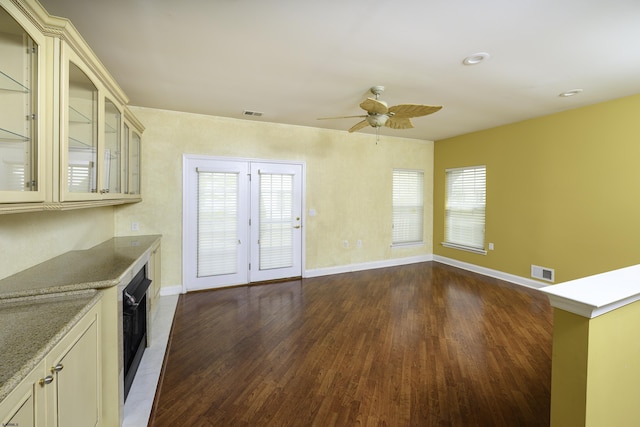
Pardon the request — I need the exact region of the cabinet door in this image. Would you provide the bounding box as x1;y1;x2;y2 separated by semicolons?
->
0;2;45;203
53;317;99;427
148;242;161;318
122;120;142;199
0;359;46;427
60;43;100;201
102;97;122;196
129;130;141;195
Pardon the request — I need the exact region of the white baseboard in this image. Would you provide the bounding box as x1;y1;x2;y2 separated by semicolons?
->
159;285;183;296
432;255;549;290
304;255;434;278
169;255;546;293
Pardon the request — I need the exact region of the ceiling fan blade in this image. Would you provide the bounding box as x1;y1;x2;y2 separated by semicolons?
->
385;117;414;130
388;104;442;119
317;115;368;120
359;98;388;114
348;120;370;133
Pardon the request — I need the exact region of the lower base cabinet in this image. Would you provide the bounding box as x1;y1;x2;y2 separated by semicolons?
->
0;360;46;427
148;241;162;319
49;312;99;427
0;299;101;427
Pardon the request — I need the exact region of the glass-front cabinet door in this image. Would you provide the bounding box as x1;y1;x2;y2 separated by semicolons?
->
103;98;121;195
66;61;98;196
0;3;45;203
122;114;143;199
123;123;130;194
130;130;141;195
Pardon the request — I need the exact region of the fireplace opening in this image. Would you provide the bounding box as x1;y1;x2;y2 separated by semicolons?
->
123;266;152;401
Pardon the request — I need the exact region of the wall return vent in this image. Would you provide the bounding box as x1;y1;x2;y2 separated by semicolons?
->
531;265;555;283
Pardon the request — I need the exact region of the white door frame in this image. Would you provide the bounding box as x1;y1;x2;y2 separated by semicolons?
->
182;154;306;293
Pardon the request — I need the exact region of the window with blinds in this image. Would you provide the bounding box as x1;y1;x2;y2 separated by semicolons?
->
444;165;486;253
392;169;424;245
197;171;239;277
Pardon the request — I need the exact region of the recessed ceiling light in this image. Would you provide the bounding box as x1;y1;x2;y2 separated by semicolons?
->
463;52;490;65
558;89;583;97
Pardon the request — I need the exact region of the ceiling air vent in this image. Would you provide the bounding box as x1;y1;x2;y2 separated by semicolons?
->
531;265;555;283
243;110;263;117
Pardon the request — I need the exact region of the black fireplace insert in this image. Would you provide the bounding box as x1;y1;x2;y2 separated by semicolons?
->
123;266;152;401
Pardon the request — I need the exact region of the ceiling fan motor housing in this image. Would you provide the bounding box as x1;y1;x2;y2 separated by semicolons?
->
366;114;388;128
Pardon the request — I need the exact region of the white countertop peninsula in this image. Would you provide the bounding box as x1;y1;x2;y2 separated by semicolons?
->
540;264;640;318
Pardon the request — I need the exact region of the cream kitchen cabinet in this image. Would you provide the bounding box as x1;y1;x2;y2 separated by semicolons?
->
45;305;100;427
0;300;101;427
0;360;46;427
0;0;144;213
59;41;130;203
0;0;47;205
123;110;144;198
148;240;162;319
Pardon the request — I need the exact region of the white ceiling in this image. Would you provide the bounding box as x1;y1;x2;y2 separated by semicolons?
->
38;0;640;141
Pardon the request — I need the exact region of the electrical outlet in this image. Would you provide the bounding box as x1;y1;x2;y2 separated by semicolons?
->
343;240;349;248
357;240;362;248
131;222;139;231
488;242;494;250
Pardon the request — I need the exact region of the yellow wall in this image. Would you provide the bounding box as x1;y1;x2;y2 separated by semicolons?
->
585;302;640;426
434;94;640;283
114;107;434;288
0;207;114;280
549;310;588;426
550;302;640;426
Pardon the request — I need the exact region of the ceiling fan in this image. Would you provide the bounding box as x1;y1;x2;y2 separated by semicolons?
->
318;86;442;133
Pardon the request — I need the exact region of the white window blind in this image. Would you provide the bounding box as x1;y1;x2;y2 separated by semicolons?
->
197;171;239;277
392;169;424;244
259;173;294;270
68;162;92;193
445;165;486;252
7;162;25;191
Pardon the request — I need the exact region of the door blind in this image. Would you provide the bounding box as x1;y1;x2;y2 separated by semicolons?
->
259;173;294;270
197;171;239;277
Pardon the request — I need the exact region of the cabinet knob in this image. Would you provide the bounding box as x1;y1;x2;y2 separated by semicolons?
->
52;363;64;373
39;375;54;386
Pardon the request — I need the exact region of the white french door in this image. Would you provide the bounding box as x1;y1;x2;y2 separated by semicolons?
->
183;156;303;292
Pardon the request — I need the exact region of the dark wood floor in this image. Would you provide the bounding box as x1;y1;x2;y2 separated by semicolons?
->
149;262;552;426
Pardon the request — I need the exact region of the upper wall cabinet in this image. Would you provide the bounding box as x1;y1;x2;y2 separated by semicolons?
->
0;0;144;213
0;1;46;204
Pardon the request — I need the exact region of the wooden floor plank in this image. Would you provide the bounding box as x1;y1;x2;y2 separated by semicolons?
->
149;262;552;426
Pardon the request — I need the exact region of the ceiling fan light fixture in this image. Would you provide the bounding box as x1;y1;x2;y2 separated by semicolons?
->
559;89;583;97
367;114;389;128
463;52;490;65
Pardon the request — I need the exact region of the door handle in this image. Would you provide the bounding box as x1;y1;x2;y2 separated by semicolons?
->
293;225;301;229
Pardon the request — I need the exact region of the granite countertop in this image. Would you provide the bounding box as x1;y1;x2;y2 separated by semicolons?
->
0;290;100;402
0;234;161;403
0;234;161;299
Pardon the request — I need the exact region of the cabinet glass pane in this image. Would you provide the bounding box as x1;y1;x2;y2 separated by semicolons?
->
130;131;140;195
0;7;37;192
104;98;121;193
68;62;97;193
123;123;129;194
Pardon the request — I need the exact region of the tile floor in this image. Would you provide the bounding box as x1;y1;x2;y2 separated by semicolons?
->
123;294;179;427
